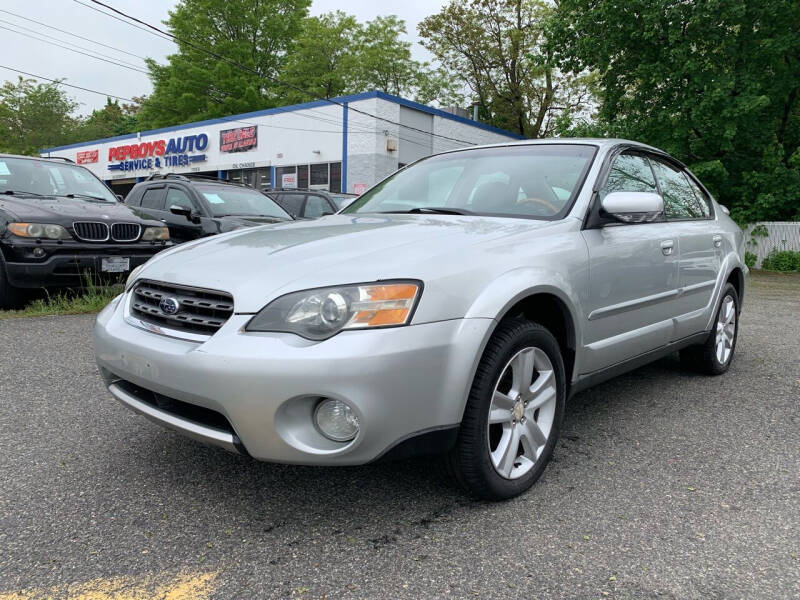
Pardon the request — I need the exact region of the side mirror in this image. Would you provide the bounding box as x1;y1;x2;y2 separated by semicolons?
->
169;204;200;223
601;192;664;224
115;194;124;203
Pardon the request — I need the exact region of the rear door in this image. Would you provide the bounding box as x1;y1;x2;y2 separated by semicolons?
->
649;157;720;339
580;152;681;373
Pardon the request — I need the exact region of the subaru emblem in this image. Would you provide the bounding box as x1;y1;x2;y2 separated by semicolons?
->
159;297;180;315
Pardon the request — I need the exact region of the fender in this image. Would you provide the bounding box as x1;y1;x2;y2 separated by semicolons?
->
462;267;588;385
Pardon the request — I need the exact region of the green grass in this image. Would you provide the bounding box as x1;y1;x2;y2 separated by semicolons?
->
0;283;123;319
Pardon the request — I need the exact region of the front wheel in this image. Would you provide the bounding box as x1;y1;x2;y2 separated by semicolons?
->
446;319;566;500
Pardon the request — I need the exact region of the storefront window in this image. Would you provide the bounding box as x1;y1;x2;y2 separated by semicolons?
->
227;168;270;190
329;162;341;193
297;165;309;188
310;163;328;186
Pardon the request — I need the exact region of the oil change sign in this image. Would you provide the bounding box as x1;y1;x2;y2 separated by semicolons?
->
107;134;209;172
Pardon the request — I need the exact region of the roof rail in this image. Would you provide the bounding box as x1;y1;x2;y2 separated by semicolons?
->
141;172;256;189
46;156;75;163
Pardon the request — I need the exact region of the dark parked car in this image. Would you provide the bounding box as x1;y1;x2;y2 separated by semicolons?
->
126;174;292;243
0;154;171;309
267;188;358;219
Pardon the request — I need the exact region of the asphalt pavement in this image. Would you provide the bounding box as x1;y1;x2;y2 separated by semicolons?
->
1;273;798;599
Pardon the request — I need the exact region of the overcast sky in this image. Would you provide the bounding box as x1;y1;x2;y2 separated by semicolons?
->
0;0;447;116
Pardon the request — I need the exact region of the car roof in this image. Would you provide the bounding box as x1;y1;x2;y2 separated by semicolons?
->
435;137;663;157
3;153;76;164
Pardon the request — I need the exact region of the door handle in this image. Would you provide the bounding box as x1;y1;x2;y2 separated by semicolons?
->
660;239;674;256
712;235;722;248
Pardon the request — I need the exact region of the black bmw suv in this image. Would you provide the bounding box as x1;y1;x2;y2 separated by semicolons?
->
126;174;292;243
0;154;170;309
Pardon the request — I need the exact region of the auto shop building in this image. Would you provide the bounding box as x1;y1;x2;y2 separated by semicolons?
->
41;91;524;197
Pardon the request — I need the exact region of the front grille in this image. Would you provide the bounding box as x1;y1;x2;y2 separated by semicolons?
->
73;221;109;241
114;378;235;434
130;280;234;336
111;222;141;242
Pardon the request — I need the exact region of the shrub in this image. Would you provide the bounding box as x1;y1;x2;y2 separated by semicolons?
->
760;249;800;273
744;251;757;269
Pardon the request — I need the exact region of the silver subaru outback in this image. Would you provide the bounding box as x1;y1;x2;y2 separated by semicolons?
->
94;139;747;500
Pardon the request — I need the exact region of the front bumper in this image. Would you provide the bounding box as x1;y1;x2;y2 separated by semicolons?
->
94;295;493;465
2;240;169;288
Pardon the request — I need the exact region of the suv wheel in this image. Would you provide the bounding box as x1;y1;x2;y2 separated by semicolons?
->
447;319;566;500
680;282;739;375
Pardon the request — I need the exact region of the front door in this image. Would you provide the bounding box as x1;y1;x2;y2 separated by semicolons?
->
580;152;681;373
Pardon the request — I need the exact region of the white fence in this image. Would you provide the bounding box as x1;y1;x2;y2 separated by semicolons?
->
744;222;800;267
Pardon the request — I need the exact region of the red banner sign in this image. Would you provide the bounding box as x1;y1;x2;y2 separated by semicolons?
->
76;150;98;164
220;126;257;153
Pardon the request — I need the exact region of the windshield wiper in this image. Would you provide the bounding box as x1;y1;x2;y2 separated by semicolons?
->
64;193;109;203
383;207;474;216
2;190;49;197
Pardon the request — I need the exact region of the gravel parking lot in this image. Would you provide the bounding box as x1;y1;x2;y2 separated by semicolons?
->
1;273;798;599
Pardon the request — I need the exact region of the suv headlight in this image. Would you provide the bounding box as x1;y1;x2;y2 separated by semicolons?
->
125;264;145;291
245;281;421;340
142;226;170;241
8;222;71;239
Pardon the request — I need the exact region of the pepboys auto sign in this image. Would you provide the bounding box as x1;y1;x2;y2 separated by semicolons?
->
107;133;209;172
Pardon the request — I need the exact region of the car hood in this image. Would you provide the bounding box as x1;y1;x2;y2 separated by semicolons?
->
137;213;559;313
0;195;161;225
215;215;291;231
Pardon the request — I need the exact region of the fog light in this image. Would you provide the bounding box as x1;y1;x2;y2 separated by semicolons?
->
314;399;359;442
32;247;45;258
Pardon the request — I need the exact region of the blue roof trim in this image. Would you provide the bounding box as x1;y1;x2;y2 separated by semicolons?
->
41;91;524;153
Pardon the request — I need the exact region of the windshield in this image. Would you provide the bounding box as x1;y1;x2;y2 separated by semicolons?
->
344;144;597;219
197;185;291;219
0;156;117;202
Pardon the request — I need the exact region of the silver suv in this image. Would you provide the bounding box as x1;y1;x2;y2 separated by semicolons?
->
94;139;747;500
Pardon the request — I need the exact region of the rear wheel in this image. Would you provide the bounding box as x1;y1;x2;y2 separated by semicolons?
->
447;319;566;500
0;252;24;310
680;283;739;375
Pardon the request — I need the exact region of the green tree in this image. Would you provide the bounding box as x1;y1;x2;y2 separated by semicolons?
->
280;12;462;107
553;0;800;222
419;0;594;138
71;97;143;142
0;77;77;155
137;0;311;129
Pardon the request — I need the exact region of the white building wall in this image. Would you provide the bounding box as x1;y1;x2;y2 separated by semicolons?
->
41;92;521;193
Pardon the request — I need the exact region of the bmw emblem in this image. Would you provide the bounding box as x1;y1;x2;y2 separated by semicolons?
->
159;297;180;315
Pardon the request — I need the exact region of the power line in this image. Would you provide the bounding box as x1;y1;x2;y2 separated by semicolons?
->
0;24;149;75
83;0;482;147
0;8;150;62
0;19;147;73
72;0;173;44
0;64;136;102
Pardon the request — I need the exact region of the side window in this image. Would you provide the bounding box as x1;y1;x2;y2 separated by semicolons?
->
304;195;329;218
684;174;712;218
600;153;657;199
127;188;141;206
277;194;303;217
166;187;195;211
140;186;166;210
650;159;705;219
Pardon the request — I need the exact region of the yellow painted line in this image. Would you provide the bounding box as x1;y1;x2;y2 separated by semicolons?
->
0;570;218;600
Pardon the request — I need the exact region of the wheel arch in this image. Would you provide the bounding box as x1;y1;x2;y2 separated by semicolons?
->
464;272;582;395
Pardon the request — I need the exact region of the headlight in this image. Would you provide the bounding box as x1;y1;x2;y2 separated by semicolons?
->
7;222;70;239
125;264;145;291
245;281;421;340
142;226;170;241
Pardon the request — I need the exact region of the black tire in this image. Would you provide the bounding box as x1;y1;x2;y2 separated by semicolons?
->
446;319;566;501
0;252;24;310
679;283;739;375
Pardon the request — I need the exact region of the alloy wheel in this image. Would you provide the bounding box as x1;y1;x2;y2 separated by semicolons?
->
715;294;736;365
487;347;557;480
